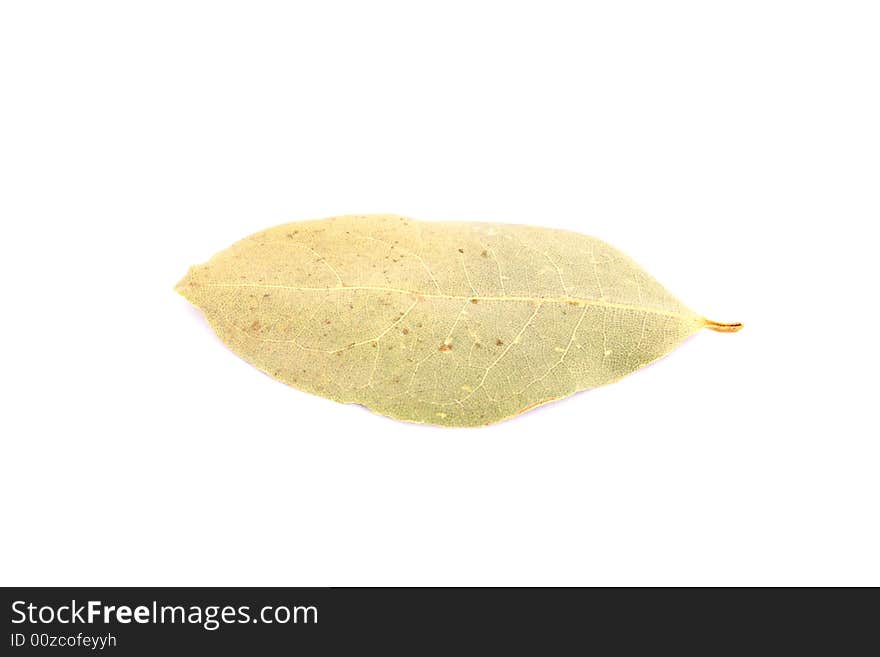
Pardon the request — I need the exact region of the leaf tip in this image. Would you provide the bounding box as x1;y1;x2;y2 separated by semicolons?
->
174;267;199;302
703;319;743;333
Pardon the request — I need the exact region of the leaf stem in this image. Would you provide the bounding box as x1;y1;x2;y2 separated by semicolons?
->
703;319;743;333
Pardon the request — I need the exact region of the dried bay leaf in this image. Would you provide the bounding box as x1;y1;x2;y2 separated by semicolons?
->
176;214;741;426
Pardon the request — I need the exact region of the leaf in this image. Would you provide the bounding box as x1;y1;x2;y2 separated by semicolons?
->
176;214;741;427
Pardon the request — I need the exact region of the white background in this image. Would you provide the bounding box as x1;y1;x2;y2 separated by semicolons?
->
1;1;878;586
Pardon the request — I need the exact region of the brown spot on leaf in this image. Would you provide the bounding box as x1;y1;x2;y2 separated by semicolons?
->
496;339;504;346
402;327;410;335
250;320;261;331
481;250;488;257
458;248;464;253
439;343;453;352
470;298;479;304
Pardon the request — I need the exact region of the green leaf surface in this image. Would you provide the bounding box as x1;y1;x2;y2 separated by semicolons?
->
177;215;740;426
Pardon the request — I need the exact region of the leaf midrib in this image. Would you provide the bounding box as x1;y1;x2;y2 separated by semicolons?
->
207;282;694;321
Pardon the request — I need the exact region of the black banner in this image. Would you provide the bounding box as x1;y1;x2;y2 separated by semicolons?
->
1;587;873;653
